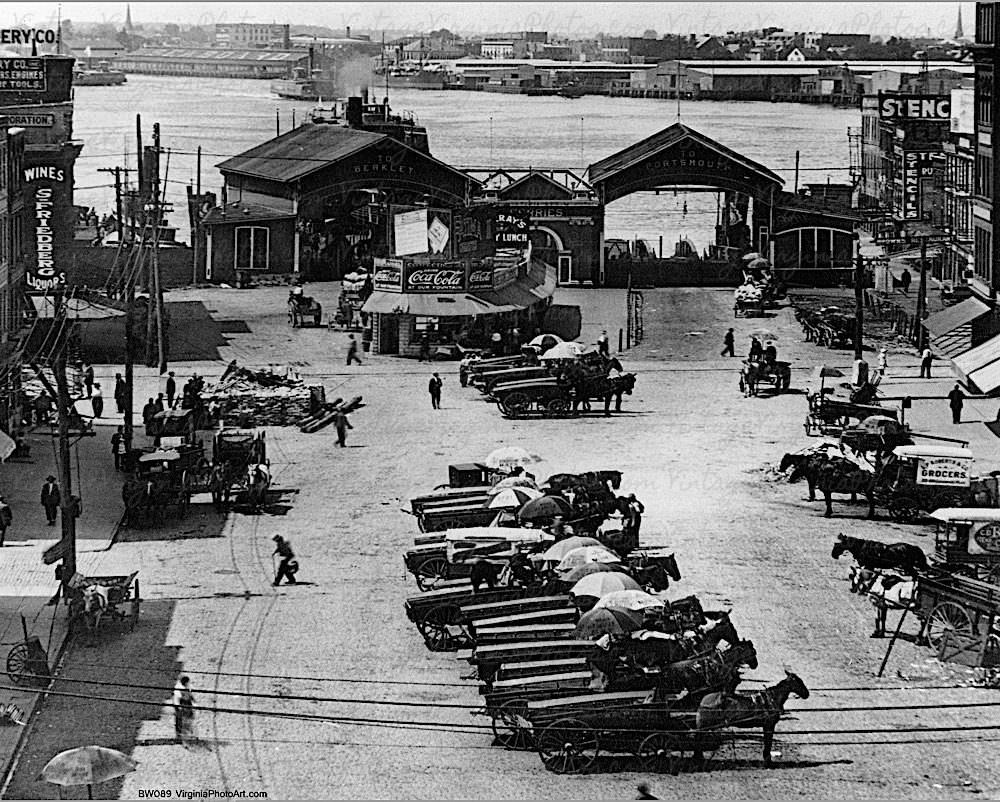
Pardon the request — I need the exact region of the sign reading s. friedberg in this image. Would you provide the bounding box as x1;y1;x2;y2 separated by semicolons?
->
24;164;66;290
916;456;972;487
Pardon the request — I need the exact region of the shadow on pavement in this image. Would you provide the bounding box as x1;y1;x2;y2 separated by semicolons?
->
117;505;228;542
4;599;182;800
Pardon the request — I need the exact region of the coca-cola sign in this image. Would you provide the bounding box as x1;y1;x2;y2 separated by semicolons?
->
372;258;404;291
405;262;466;293
468;268;494;291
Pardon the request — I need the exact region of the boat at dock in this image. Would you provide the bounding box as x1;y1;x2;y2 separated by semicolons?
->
73;61;126;86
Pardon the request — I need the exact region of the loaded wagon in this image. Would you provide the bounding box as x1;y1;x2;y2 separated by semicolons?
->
913;571;1000;667
805;395;894;436
65;571;141;635
288;292;323;327
212;428;270;509
738;360;791;396
872;445;975;523
122;443;206;525
929;509;1000;585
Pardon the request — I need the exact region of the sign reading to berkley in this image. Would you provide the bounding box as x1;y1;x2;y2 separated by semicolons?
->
405;262;465;293
0;57;46;91
902;151;921;221
372;258;404;292
916;456;972;487
495;212;530;246
25;165;66;291
878;93;950;121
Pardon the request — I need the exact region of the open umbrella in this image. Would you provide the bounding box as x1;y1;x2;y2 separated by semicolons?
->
518;494;573;525
486;486;542;509
539;342;588;361
485;447;539;470
749;329;778;341
558;562;629;584
575;606;643;639
41;746;136;799
540;535;604;562
556;546;622;573
746;258;771;270
488;476;539;493
570;571;641;599
529;333;563;351
594;589;666;612
742;251;765;261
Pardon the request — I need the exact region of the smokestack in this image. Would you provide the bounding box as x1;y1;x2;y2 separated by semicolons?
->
346;97;363;127
346;26;351;39
362;87;368;104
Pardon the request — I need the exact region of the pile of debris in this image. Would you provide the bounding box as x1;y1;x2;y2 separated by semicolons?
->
206;361;318;426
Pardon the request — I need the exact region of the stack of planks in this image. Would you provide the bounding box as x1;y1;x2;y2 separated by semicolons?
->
298;396;365;433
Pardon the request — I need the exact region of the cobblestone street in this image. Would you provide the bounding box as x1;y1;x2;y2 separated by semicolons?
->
6;285;1000;800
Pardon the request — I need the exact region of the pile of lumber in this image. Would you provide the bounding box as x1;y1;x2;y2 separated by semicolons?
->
206;360;314;426
298;396;365;434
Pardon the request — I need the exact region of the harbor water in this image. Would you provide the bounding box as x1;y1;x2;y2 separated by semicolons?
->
72;76;860;250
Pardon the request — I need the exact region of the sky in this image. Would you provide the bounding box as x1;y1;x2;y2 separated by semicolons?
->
1;1;977;39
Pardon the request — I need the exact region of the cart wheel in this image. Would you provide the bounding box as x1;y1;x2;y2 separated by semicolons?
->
492;700;533;751
638;732;680;775
546;398;571;418
537;717;599;774
415;557;449;591
887;496;921;523
502;392;531;418
927;601;977;648
6;644;29;685
416;605;463;652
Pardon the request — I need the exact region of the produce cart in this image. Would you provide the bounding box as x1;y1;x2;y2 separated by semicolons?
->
914;571;1000;667
66;571;140;635
928;509;1000;585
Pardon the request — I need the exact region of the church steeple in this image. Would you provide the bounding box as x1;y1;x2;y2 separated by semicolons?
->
955;4;964;39
124;3;133;32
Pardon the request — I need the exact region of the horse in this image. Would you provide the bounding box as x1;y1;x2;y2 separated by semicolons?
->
121;478;167;527
600;373;637;415
694;671;810;767
780;452;876;518
210;463;234;511
658;638;759;695
849;567;916;637
739;362;761;397
832;533;928;575
630;553;681;592
79;583;109;632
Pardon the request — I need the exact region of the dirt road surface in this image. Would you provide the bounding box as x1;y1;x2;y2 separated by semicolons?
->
7;286;999;800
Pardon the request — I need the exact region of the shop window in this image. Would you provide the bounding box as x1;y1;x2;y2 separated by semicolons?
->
235;226;269;270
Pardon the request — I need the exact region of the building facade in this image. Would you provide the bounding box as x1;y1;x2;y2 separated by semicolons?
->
114;48;305;78
971;2;997;297
942;86;976;285
215;23;291;50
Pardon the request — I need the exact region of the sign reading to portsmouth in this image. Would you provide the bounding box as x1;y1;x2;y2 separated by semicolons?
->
24;165;66;290
878;94;950;121
405;262;465;293
0;58;46;91
916;456;972;487
372;258;403;291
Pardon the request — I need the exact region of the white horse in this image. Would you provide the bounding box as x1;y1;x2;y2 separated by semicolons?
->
850;566;915;637
81;584;110;631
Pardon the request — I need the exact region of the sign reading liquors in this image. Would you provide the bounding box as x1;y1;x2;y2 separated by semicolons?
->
0;57;46;91
916;456;972;487
405;263;465;293
25;165;66;290
878;94;951;121
372;258;403;291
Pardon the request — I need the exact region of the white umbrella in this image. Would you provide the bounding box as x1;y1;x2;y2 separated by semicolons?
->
485;447;540;470
570;572;641;599
594;589;666;612
529;333;563;349
486;486;543;509
541;536;604;562
742;251;765;261
539;342;588;361
556;546;622;572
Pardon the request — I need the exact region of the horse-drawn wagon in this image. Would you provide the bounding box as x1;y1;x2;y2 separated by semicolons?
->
212;428;270;510
872;445;975;523
66;571;140;635
288;292;323;328
122;445;204;525
928;509;1000;585
912;571;1000;666
738;360;791;396
492;374;636;418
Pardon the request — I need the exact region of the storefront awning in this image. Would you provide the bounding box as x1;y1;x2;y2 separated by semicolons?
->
924;297;990;359
362;291;496;317
953;334;1000;394
30;295;125;320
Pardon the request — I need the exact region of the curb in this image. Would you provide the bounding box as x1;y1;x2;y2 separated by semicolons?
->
0;512;127;797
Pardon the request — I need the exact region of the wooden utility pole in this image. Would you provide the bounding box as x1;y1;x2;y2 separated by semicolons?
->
854;251;865;360
914;236;929;350
52;337;76;587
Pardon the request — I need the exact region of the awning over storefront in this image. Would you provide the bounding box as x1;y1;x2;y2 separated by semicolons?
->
30;295;125;320
362;292;494;317
953;335;1000;394
924;297;991;359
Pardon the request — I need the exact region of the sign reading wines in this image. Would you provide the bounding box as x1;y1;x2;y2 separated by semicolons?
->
24;164;66;290
405;262;466;293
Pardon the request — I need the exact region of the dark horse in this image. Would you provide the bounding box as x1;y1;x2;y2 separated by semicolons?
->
658;638;759;695
779;452;876;518
832;533;928;576
695;671;810;767
630;552;681;592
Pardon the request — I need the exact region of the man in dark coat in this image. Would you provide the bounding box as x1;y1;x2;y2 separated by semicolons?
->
721;328;735;357
272;535;298;586
948;384;965;424
165;372;177;408
428;373;443;410
114;374;127;413
623;493;645;541
142;398;157;436
334;410;353;447
749;337;763;363
40;476;60;526
83;364;94;397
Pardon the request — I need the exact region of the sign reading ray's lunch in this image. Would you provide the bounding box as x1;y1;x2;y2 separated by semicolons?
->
916;456;972;487
0;58;46;91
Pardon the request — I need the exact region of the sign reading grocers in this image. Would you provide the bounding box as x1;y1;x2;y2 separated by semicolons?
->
916;456;972;487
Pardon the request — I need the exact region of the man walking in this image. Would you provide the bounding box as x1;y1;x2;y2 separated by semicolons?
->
83;363;94;398
721;328;735;357
428;373;443;409
877;348;888;378
114;373;127;414
272;535;298;586
900;269;912;294
920;347;933;379
948;383;965;424
597;330;610;357
91;382;104;418
0;495;12;547
40;476;60;526
165;371;177;408
334;410;353;447
346;334;362;366
111;426;127;470
173;675;194;743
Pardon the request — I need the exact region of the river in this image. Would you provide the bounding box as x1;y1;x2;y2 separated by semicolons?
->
71;75;860;249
